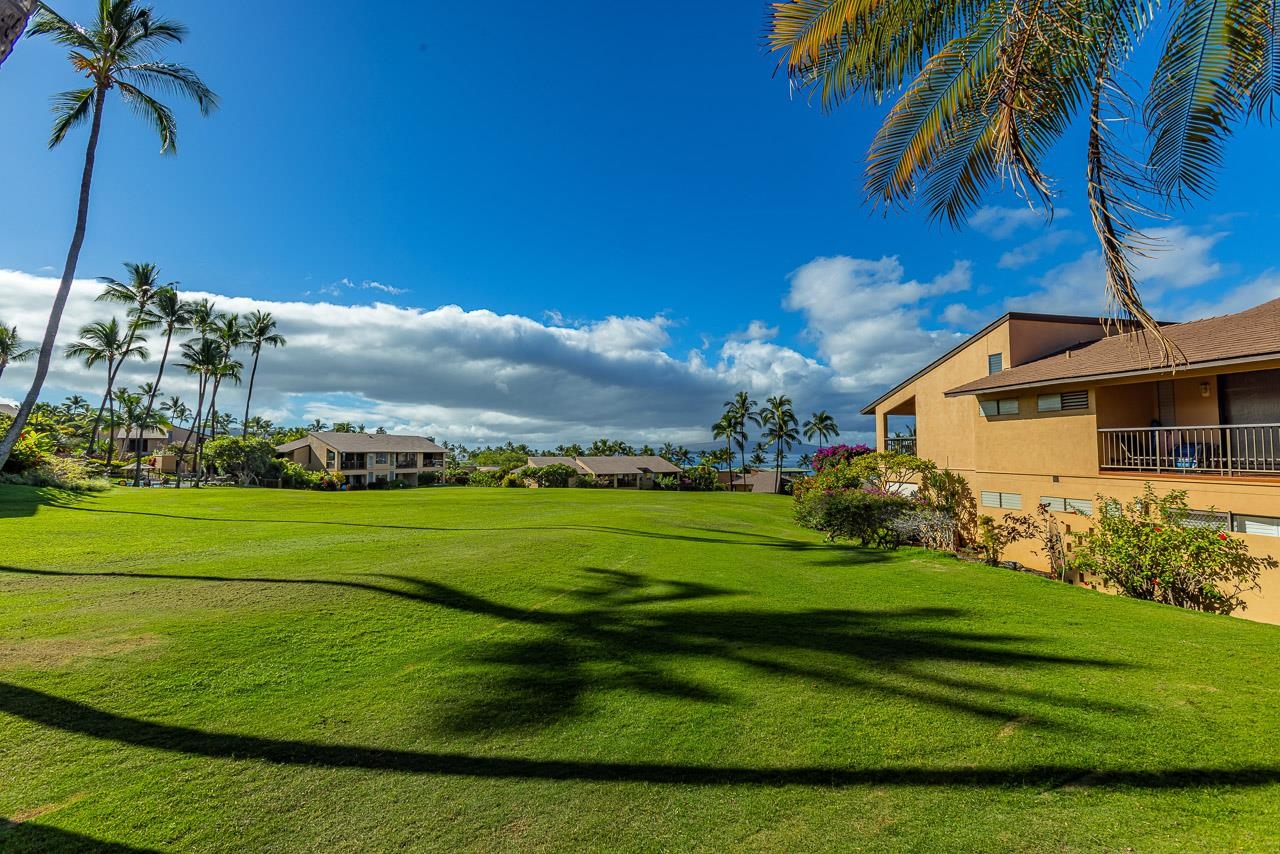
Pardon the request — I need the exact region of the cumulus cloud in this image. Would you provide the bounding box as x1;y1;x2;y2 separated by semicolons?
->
1005;225;1230;315
1171;270;1280;321
0;269;859;446
783;255;971;390
312;277;408;298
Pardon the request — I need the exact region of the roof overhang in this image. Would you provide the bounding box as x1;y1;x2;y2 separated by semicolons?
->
943;351;1280;397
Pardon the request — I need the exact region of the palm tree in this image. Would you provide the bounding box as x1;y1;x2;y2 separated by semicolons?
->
760;394;799;493
0;0;40;68
307;418;328;433
243;415;273;439
723;390;760;491
176;338;220;486
160;394;191;483
238;311;286;438
711;413;737;489
61;394;90;418
64;318;148;465
201;313;242;443
0;1;216;471
802;410;840;450
0;323;38;382
767;2;1279;357
127;287;191;485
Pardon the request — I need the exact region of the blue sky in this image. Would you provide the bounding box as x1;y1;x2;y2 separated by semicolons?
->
1;1;1279;446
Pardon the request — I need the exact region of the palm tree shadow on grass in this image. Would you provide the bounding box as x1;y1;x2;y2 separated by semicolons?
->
0;820;159;853
2;680;1278;791
8;562;1133;737
0;486;86;519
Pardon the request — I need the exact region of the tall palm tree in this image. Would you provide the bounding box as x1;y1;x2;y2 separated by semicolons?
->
129;287;191;485
239;311;286;438
767;1;1280;358
711;413;737;489
723;390;760;491
65;318;148;466
176;338;219;487
0;323;38;382
0;1;216;471
201;313;242;441
0;0;39;68
760;394;799;493
802;410;840;450
160;394;191;484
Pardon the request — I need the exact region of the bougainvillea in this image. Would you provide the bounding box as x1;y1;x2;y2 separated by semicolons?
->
811;443;873;472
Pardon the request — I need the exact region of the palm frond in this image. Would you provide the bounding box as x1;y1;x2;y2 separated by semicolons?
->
865;6;1007;211
27;5;96;50
1089;32;1180;364
115;79;177;152
1146;0;1247;200
120;62;218;114
48;87;96;148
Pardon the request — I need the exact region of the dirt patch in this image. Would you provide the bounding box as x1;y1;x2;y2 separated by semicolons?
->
0;633;164;670
998;715;1031;738
9;793;86;823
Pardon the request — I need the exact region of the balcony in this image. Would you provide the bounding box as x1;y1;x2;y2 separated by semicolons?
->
1099;425;1280;477
394;454;418;469
886;436;916;456
339;454;365;470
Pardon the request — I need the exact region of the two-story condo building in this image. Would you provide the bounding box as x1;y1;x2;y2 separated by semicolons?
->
862;299;1280;623
276;431;447;487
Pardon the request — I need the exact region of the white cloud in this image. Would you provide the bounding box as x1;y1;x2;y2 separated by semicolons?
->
969;205;1064;240
0;268;860;446
730;320;779;342
940;303;989;329
783;255;971;390
312;277;408;298
997;230;1084;269
1172;271;1280;321
1005;225;1230;316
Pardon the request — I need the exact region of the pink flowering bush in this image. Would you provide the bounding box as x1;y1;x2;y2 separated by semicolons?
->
811;443;873;472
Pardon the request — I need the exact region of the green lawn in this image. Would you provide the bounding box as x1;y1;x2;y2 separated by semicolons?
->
1;485;1278;852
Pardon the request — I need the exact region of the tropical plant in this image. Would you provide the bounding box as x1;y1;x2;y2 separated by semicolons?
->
239;310;286;438
201;313;243;445
802;410;839;449
176;337;221;486
1071;485;1277;614
711;413;738;487
64;317;148;465
721;390;760;491
0;0;216;471
0;323;38;382
760;394;799;493
766;0;1280;357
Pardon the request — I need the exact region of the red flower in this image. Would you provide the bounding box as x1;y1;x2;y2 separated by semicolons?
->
1218;533;1228;540
1153;578;1159;585
1154;527;1162;532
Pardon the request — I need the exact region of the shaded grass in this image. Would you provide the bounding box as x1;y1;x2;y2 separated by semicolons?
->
0;484;1278;852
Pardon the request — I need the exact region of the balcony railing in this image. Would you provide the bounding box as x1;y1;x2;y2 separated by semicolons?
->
1099;424;1280;476
886;437;917;456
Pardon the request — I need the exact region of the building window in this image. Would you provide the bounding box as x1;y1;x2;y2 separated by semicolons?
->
1039;496;1092;515
326;450;335;468
374;452;388;465
1232;515;1280;537
1037;390;1089;412
979;398;1019;416
1185;510;1230;530
988;353;1003;374
981;491;1022;509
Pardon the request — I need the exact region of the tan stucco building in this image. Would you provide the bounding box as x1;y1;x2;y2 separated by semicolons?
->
277;432;447;487
862;300;1280;623
527;455;682;488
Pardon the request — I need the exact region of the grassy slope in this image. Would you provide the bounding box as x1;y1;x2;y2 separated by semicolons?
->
0;484;1278;853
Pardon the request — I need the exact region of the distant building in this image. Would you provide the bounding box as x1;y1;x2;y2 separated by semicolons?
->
276;431;447;487
0;403;17;419
527;455;682;489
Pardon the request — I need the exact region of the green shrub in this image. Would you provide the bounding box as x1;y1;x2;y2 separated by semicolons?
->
528;463;577;488
794;488;913;547
501;472;526;488
467;470;503;488
682;466;719;491
653;474;679;491
2;426;52;474
1070;485;1277;615
574;474;600;489
0;455;110;492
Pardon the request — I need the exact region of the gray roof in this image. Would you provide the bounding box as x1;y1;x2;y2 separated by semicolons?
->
277;432;446;454
0;403;18;418
575;455;682;476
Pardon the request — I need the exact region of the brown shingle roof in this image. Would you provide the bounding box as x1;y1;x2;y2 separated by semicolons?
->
528;456;579;468
574;456;682;476
946;299;1280;396
284;432;446;453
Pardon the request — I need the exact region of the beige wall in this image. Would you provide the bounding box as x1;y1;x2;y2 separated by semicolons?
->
871;321;1280;624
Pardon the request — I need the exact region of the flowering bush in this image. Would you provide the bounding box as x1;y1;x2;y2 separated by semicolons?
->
2;427;53;474
1070;485;1276;614
811;443;873;472
794;487;913;546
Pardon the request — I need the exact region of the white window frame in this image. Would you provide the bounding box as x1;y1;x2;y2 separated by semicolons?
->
980;398;1020;417
981;491;1022;510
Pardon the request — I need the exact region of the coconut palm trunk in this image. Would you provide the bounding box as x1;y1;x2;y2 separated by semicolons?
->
0;0;38;68
0;88;105;469
133;326;175;487
179;380;207;488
